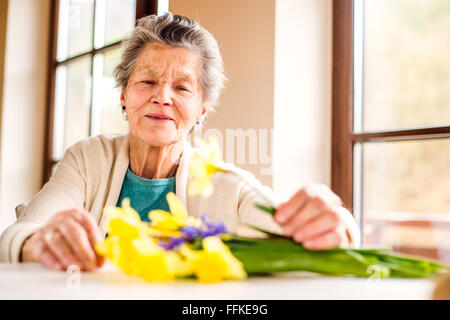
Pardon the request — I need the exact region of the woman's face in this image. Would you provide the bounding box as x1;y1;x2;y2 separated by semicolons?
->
121;43;205;146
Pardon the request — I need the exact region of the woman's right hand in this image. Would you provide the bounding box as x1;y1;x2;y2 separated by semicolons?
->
20;208;105;271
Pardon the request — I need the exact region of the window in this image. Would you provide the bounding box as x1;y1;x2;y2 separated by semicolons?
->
44;0;158;181
332;0;450;262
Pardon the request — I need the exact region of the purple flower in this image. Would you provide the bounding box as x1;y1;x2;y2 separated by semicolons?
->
199;212;228;237
180;226;201;239
157;212;229;251
200;212;214;228
158;236;187;250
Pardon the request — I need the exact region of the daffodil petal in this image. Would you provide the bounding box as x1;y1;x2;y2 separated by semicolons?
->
188;177;214;197
134;254;175;282
121;198;140;217
203;236;247;280
107;216;142;238
145;226;181;238
148;209;181;230
185;216;203;228
187;178;204;196
165;251;193;277
166;192;188;220
132;236;161;255
188;136;223;197
148;209;172;222
178;244;201;260
194;252;227;283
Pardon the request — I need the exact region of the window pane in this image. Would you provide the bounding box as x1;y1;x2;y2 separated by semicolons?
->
93;0;136;48
360;0;450;131
91;49;129;136
53;56;92;160
57;0;94;61
361;138;450;262
105;0;136;45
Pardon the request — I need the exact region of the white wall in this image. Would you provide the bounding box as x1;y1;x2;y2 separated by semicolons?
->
0;0;50;233
273;0;333;197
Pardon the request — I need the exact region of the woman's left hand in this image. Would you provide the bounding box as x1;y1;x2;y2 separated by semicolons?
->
274;183;350;250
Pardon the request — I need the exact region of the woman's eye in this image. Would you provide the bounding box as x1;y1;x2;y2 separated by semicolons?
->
143;80;155;85
177;86;189;92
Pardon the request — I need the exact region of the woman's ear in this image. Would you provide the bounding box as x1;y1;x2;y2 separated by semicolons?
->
120;88;127;106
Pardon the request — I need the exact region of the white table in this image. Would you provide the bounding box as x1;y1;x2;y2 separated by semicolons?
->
0;262;436;300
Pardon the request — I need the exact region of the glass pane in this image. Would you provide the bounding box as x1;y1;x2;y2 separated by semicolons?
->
361;138;450;263
57;0;94;61
53;56;92;160
158;0;169;15
94;0;136;48
91;49;129;136
360;0;450;131
105;0;136;45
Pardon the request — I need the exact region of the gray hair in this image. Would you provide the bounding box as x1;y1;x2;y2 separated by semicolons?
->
114;12;226;112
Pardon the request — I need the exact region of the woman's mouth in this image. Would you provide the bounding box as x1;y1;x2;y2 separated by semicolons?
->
145;113;174;121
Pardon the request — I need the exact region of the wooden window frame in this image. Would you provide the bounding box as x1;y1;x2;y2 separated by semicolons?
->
0;0;8;174
331;0;450;212
43;0;158;184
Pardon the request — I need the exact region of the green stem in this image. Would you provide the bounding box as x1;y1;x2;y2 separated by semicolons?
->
223;236;449;278
255;203;277;215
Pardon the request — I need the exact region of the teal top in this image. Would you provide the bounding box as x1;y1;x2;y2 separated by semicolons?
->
116;168;176;222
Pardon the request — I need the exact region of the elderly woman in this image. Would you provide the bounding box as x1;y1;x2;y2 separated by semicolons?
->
0;13;359;271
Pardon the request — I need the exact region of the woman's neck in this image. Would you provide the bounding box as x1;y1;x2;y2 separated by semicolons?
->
129;135;184;179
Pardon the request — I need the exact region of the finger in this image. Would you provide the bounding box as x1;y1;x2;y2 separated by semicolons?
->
56;218;97;271
275;189;309;224
283;199;327;236
67;209;104;266
302;229;345;250
43;229;84;270
39;245;64;271
276;185;343;225
31;235;64;270
68;209;102;245
291;209;341;242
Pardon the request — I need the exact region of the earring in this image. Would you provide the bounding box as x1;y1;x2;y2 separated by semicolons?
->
122;106;128;121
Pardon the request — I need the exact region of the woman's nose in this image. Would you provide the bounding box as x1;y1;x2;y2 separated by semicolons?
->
151;84;173;106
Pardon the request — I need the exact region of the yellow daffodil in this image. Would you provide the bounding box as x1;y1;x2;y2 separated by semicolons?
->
103;198;147;238
132;237;178;281
148;192;188;230
95;194;246;283
200;236;247;282
179;237;247;283
96;198;156;274
188;136;224;197
147;192;203;235
95;235;136;274
132;238;194;281
97;234;190;280
193;252;228;283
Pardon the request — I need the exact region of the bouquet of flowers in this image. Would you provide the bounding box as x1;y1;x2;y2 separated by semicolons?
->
95;137;449;283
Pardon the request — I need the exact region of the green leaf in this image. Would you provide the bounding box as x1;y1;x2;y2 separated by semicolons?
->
223;235;449;278
255;203;277;215
236;219;284;238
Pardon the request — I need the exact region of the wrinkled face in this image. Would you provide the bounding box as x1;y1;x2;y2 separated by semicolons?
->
121;43;205;146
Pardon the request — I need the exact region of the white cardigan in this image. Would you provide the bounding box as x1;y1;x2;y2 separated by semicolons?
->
0;134;360;262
